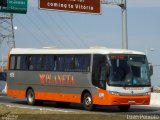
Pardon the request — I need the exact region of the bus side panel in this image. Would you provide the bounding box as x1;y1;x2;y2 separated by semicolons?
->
33;72;93;103
7;70;26;98
7;71;94;103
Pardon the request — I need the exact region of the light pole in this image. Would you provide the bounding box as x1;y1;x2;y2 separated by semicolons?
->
121;0;128;49
101;0;128;49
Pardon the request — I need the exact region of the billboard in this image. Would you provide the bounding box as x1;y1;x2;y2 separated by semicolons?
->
39;0;101;14
0;0;27;14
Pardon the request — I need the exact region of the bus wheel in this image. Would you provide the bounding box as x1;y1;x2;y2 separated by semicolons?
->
27;89;35;105
118;105;130;111
83;93;94;111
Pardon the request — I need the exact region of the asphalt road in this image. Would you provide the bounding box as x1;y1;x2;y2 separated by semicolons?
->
0;93;160;115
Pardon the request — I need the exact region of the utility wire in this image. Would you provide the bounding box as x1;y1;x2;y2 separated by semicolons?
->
14;16;44;47
30;7;66;47
30;4;87;48
57;14;88;48
45;12;80;48
26;14;55;45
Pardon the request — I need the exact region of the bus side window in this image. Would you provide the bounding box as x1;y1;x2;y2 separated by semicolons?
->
34;55;43;71
64;55;74;71
20;56;28;70
42;55;55;71
54;56;57;71
16;56;21;70
57;56;65;71
28;56;34;70
74;55;90;72
10;56;16;70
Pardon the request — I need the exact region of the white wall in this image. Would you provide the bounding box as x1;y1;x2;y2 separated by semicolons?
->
150;93;160;107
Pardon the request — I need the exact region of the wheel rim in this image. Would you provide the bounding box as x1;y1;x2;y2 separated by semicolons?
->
28;91;34;103
85;96;92;106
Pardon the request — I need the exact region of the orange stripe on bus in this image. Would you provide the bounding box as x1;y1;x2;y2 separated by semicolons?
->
7;89;81;103
35;91;81;103
7;89;26;99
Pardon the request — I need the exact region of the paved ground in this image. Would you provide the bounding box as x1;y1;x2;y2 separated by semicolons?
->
0;93;160;115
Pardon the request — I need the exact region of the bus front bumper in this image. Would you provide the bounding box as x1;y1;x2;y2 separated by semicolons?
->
93;93;150;106
108;95;150;105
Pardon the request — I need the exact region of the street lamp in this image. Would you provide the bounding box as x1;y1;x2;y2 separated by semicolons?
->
14;26;18;30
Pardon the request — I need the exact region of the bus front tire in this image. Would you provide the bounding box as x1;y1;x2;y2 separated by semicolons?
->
82;92;94;111
118;105;130;111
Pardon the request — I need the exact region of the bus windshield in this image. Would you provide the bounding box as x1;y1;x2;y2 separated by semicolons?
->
108;55;150;87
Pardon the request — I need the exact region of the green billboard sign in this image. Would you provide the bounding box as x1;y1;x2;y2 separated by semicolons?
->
0;0;27;14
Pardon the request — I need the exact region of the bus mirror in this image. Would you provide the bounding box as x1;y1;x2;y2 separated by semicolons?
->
149;63;153;76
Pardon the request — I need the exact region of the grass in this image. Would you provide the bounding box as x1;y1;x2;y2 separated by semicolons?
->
0;104;127;120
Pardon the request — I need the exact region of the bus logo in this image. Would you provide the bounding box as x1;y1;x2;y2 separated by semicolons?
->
9;72;15;78
39;74;75;86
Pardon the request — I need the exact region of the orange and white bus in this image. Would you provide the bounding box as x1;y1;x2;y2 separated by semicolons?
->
7;47;153;111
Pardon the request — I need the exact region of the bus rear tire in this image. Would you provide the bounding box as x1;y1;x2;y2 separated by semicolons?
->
118;105;130;111
26;89;37;105
82;92;94;111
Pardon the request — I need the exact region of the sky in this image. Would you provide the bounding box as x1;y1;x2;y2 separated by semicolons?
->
0;0;160;86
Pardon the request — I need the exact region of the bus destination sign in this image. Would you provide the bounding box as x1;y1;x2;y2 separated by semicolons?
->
0;0;27;14
39;0;101;14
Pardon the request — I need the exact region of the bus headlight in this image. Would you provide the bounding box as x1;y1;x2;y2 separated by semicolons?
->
109;91;119;96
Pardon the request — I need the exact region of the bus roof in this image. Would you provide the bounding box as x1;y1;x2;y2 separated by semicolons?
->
9;48;145;55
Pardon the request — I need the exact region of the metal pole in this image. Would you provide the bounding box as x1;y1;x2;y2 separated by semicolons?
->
102;0;129;49
10;14;15;48
121;0;128;49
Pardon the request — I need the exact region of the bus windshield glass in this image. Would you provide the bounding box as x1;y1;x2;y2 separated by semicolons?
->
109;54;150;87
